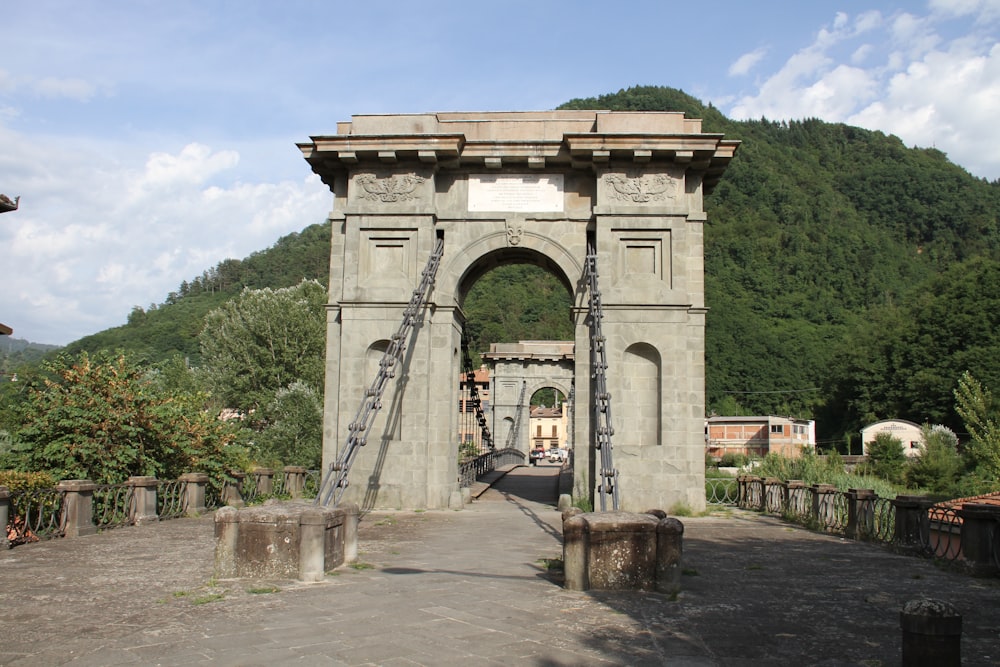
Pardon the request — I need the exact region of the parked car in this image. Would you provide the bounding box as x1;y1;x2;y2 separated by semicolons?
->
548;448;565;463
530;447;546;465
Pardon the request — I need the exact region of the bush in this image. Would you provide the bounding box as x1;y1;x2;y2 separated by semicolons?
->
12;351;248;484
865;432;907;484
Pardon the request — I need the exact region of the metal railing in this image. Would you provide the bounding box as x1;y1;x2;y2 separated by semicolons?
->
734;475;999;574
93;483;134;530
459;448;525;488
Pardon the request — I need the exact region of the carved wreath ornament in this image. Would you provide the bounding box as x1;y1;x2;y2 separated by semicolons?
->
355;174;426;202
604;173;677;203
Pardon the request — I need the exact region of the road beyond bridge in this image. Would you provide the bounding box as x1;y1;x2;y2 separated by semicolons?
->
2;463;999;666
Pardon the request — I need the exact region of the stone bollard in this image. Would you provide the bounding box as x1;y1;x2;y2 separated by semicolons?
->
656;517;684;595
128;476;159;525
58;480;98;537
0;485;10;549
179;472;209;516
892;495;932;552
957;503;1000;575
253;468;274;496
900;599;961;667
283;466;308;499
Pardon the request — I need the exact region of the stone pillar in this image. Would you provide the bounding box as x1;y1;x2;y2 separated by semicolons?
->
900;599;961;667
283;466;307;499
223;472;245;507
127;476;159;525
213;505;240;578
253;468;274;496
893;495;931;551
179;472;209;515
342;502;359;563
957;502;1000;575
58;480;97;538
655;517;684;595
845;488;876;540
0;485;10;549
299;507;330;583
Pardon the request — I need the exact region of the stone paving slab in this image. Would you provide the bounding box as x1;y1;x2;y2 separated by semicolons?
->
2;463;999;666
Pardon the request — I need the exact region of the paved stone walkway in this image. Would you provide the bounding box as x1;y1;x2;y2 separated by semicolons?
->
2;463;999;666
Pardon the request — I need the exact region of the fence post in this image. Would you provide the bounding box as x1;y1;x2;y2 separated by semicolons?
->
283;466;307;499
0;485;10;549
58;480;97;538
223;472;246;507
127;476;159;525
957;503;1000;576
892;495;932;551
254;468;274;496
179;472;209;515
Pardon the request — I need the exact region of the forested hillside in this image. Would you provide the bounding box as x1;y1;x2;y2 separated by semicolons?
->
29;86;1000;449
562;87;1000;446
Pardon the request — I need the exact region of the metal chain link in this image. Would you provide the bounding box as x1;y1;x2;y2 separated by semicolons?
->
462;337;494;452
586;242;619;511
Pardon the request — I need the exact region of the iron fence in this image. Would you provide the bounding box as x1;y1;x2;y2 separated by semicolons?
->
157;479;186;519
459;448;525;488
7;487;64;545
735;476;999;574
93;483;133;530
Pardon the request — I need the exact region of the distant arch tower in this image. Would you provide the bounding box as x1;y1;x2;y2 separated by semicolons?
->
300;111;738;511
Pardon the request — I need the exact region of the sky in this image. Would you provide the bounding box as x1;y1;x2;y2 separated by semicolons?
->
1;0;998;346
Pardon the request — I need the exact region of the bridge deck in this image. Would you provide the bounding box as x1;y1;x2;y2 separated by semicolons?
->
2;464;998;665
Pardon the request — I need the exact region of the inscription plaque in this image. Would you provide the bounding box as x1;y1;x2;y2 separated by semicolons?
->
468;174;564;212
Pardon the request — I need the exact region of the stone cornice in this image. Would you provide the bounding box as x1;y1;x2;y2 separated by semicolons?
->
299;112;740;193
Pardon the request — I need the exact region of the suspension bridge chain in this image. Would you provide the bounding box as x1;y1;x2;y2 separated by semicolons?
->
316;237;445;507
461;336;493;451
503;381;527;450
586;242;620;511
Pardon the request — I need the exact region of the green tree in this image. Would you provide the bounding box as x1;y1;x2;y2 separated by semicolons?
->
906;424;961;495
254;381;323;468
954;371;1000;484
12;351;246;484
199;280;327;419
863;432;907;484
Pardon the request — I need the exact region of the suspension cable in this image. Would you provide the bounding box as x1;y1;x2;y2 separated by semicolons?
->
585;241;620;511
316;236;445;507
461;336;493;452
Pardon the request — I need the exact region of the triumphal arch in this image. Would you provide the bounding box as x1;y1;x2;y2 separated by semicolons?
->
299;111;737;512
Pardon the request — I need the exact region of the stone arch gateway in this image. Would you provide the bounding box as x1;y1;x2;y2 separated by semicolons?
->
299;111;738;512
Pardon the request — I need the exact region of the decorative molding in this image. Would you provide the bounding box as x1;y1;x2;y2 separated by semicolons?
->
355;173;426;202
506;220;524;246
604;172;678;203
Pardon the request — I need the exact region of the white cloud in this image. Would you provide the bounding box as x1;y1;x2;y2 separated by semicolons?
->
32;76;100;102
727;4;1000;180
729;48;767;77
0;129;330;345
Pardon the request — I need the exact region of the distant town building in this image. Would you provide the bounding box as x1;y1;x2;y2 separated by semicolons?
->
705;415;816;460
860;419;924;458
530;403;570;451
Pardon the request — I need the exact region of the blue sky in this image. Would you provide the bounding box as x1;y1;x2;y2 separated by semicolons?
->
2;0;998;345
